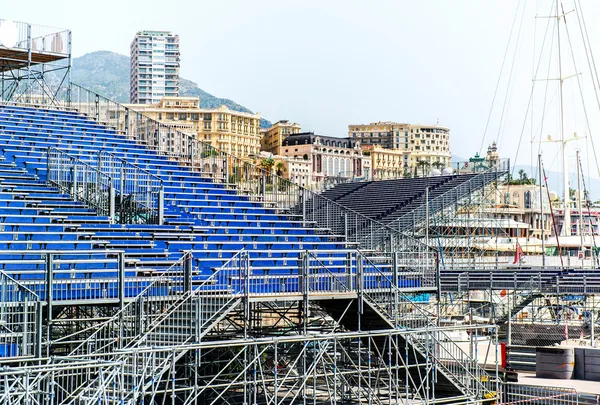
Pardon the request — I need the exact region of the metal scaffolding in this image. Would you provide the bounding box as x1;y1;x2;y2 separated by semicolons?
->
0;19;71;105
0;250;502;405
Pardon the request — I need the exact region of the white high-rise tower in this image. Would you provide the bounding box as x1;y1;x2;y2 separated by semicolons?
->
130;30;180;104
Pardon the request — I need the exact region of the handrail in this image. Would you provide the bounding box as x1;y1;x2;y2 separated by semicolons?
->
0;268;41;359
46;146;114;218
355;250;498;400
97;150;164;225
98;150;163;185
64;276;174;356
387;160;510;231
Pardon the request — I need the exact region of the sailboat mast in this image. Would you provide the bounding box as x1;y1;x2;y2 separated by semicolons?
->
557;1;571;236
539;154;546;268
577;149;584;266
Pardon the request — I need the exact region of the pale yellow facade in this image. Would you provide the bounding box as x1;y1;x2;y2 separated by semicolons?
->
127;96;262;158
368;146;411;180
348;122;452;176
260;120;301;155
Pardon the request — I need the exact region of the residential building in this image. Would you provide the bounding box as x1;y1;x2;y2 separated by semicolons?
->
127;97;262;158
130;30;180;104
368;146;411;180
281;132;368;189
348;122;452;176
282;157;312;188
260;120;301;155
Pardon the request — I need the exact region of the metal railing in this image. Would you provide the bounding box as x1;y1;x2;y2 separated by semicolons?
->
64;251;244;404
1;19;70;56
97;150;164;224
47;146;114;218
387;159;510;233
499;383;582;405
64;276;181;357
354;250;499;400
0;357;124;405
0;269;41;360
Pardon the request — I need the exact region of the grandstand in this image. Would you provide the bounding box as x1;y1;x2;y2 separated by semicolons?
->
0;19;506;403
308;164;511;268
0;101;503;404
20;15;600;405
0;16;597;405
318;173;502;225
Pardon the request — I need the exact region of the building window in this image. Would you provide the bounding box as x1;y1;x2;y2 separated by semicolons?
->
524;191;532;209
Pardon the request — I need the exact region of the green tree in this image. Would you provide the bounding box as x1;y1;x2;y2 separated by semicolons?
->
275;161;285;177
260;157;275;173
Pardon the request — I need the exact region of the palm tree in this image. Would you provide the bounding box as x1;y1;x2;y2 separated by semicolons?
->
518;169;528;183
260;157;275;173
275;161;285;177
432;161;444;170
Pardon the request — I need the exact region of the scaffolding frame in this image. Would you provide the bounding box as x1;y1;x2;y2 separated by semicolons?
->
0;19;71;105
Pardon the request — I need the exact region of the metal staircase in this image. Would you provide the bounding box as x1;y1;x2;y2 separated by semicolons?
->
62;251;244;404
317;251;499;402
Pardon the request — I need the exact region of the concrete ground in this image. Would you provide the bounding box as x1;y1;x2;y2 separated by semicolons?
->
517;372;600;395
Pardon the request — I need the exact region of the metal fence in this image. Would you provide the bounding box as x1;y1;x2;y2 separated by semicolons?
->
47;146;114;218
499;383;583;405
387;159;510;233
0;270;41;360
97;150;164;224
0;357;124;405
1;19;70;55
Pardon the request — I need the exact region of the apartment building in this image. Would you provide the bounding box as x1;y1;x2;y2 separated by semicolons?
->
260;120;302;154
368;146;411;180
130;30;180;104
348;122;452;176
128;96;262;158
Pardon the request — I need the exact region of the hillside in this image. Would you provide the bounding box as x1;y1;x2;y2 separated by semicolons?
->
71;51;271;128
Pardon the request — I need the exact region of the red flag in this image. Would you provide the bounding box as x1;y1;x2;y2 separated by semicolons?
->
513;242;524;264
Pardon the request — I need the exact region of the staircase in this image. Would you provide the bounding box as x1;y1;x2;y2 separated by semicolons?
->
495;290;543;326
317;251;498;403
62;251;244;404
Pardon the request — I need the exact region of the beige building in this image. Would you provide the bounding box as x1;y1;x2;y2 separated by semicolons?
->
281;133;369;189
367;146;411;180
282;157;312;188
127;96;262;158
261;120;301;155
348;122;452;176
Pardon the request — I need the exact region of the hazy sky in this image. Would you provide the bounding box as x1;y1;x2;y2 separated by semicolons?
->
5;1;600;187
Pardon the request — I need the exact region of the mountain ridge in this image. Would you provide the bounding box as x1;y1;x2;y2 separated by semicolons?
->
71;51;271;128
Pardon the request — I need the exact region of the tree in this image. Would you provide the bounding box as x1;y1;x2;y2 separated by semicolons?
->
260;157;275;173
275;161;285;177
518;169;528;182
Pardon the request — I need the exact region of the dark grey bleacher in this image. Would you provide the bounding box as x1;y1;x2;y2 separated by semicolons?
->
318;175;474;223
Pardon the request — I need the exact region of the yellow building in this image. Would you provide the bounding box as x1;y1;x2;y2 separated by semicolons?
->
368;146;411;180
127;96;262;158
348;122;452;176
260;120;301;155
